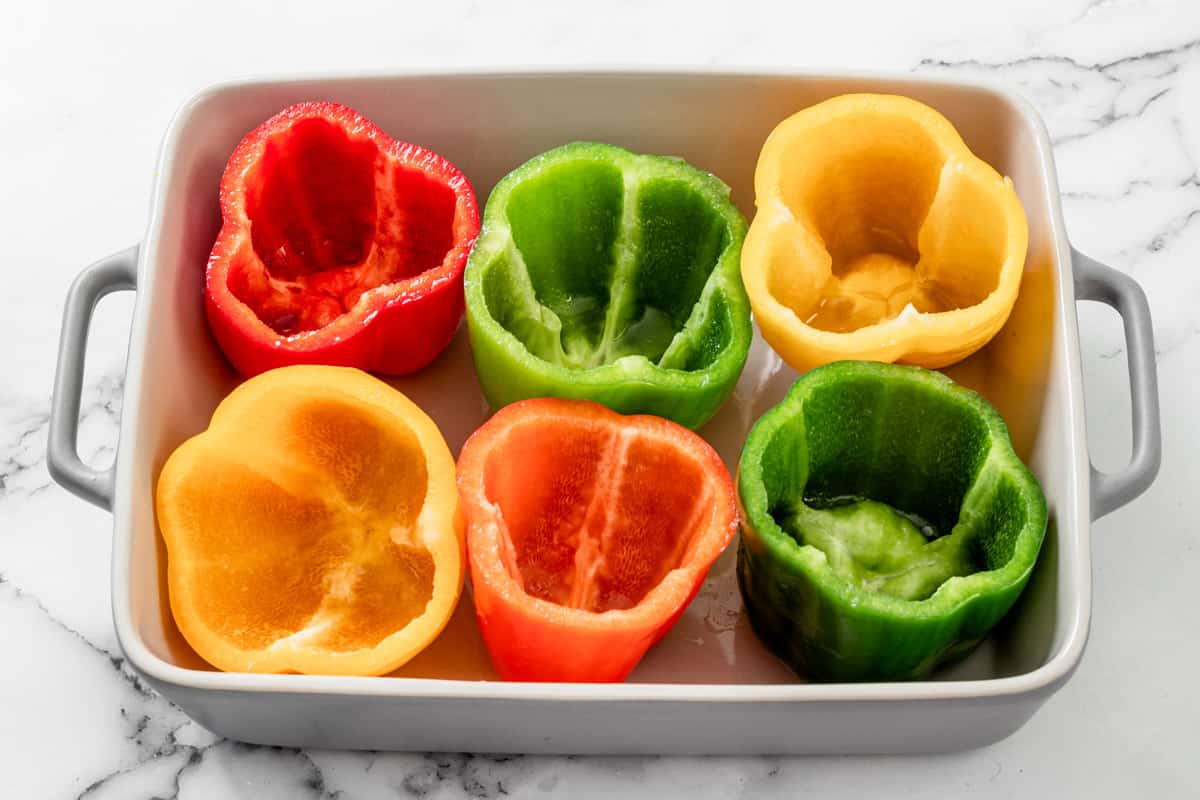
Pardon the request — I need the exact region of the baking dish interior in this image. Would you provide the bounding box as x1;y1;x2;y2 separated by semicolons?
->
122;72;1079;687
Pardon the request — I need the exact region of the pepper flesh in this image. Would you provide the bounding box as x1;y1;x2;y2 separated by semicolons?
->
741;94;1029;372
155;365;464;676
206;102;480;377
456;398;739;682
464;142;752;429
737;361;1047;682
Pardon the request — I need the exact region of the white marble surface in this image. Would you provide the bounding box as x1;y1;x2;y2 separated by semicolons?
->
2;0;1197;796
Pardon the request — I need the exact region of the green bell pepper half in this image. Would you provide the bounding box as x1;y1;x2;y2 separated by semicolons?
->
463;142;752;429
737;361;1048;682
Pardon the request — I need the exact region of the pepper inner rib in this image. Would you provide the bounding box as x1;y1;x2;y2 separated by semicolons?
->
483;420;712;612
230;117;457;335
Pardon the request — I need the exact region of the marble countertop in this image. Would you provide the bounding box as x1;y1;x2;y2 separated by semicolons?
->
2;0;1196;796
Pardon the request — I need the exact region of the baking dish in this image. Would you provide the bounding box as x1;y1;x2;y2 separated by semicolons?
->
47;70;1161;755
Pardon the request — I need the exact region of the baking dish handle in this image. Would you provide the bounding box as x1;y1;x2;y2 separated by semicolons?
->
48;246;139;511
1072;248;1162;520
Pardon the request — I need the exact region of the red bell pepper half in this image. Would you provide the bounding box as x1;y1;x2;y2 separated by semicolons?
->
205;101;480;377
456;398;739;682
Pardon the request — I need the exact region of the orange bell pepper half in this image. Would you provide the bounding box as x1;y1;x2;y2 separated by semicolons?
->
456;398;738;682
155;365;464;676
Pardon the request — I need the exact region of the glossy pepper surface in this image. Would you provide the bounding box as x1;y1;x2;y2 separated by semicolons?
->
456;398;739;682
206;102;480;377
737;361;1047;682
464;142;752;429
155;366;464;676
741;94;1028;372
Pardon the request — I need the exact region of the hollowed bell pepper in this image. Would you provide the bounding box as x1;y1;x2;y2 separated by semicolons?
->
742;94;1029;372
463;142;752;429
206;102;480;377
737;361;1047;682
456;398;739;682
155;365;464;676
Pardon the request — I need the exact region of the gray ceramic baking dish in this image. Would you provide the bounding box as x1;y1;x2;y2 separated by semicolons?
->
47;70;1161;754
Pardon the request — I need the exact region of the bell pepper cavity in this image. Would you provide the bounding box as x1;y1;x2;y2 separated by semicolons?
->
781;498;977;601
465;142;752;429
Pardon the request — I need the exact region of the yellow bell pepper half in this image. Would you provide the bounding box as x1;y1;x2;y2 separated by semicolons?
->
156;365;464;676
741;94;1029;371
